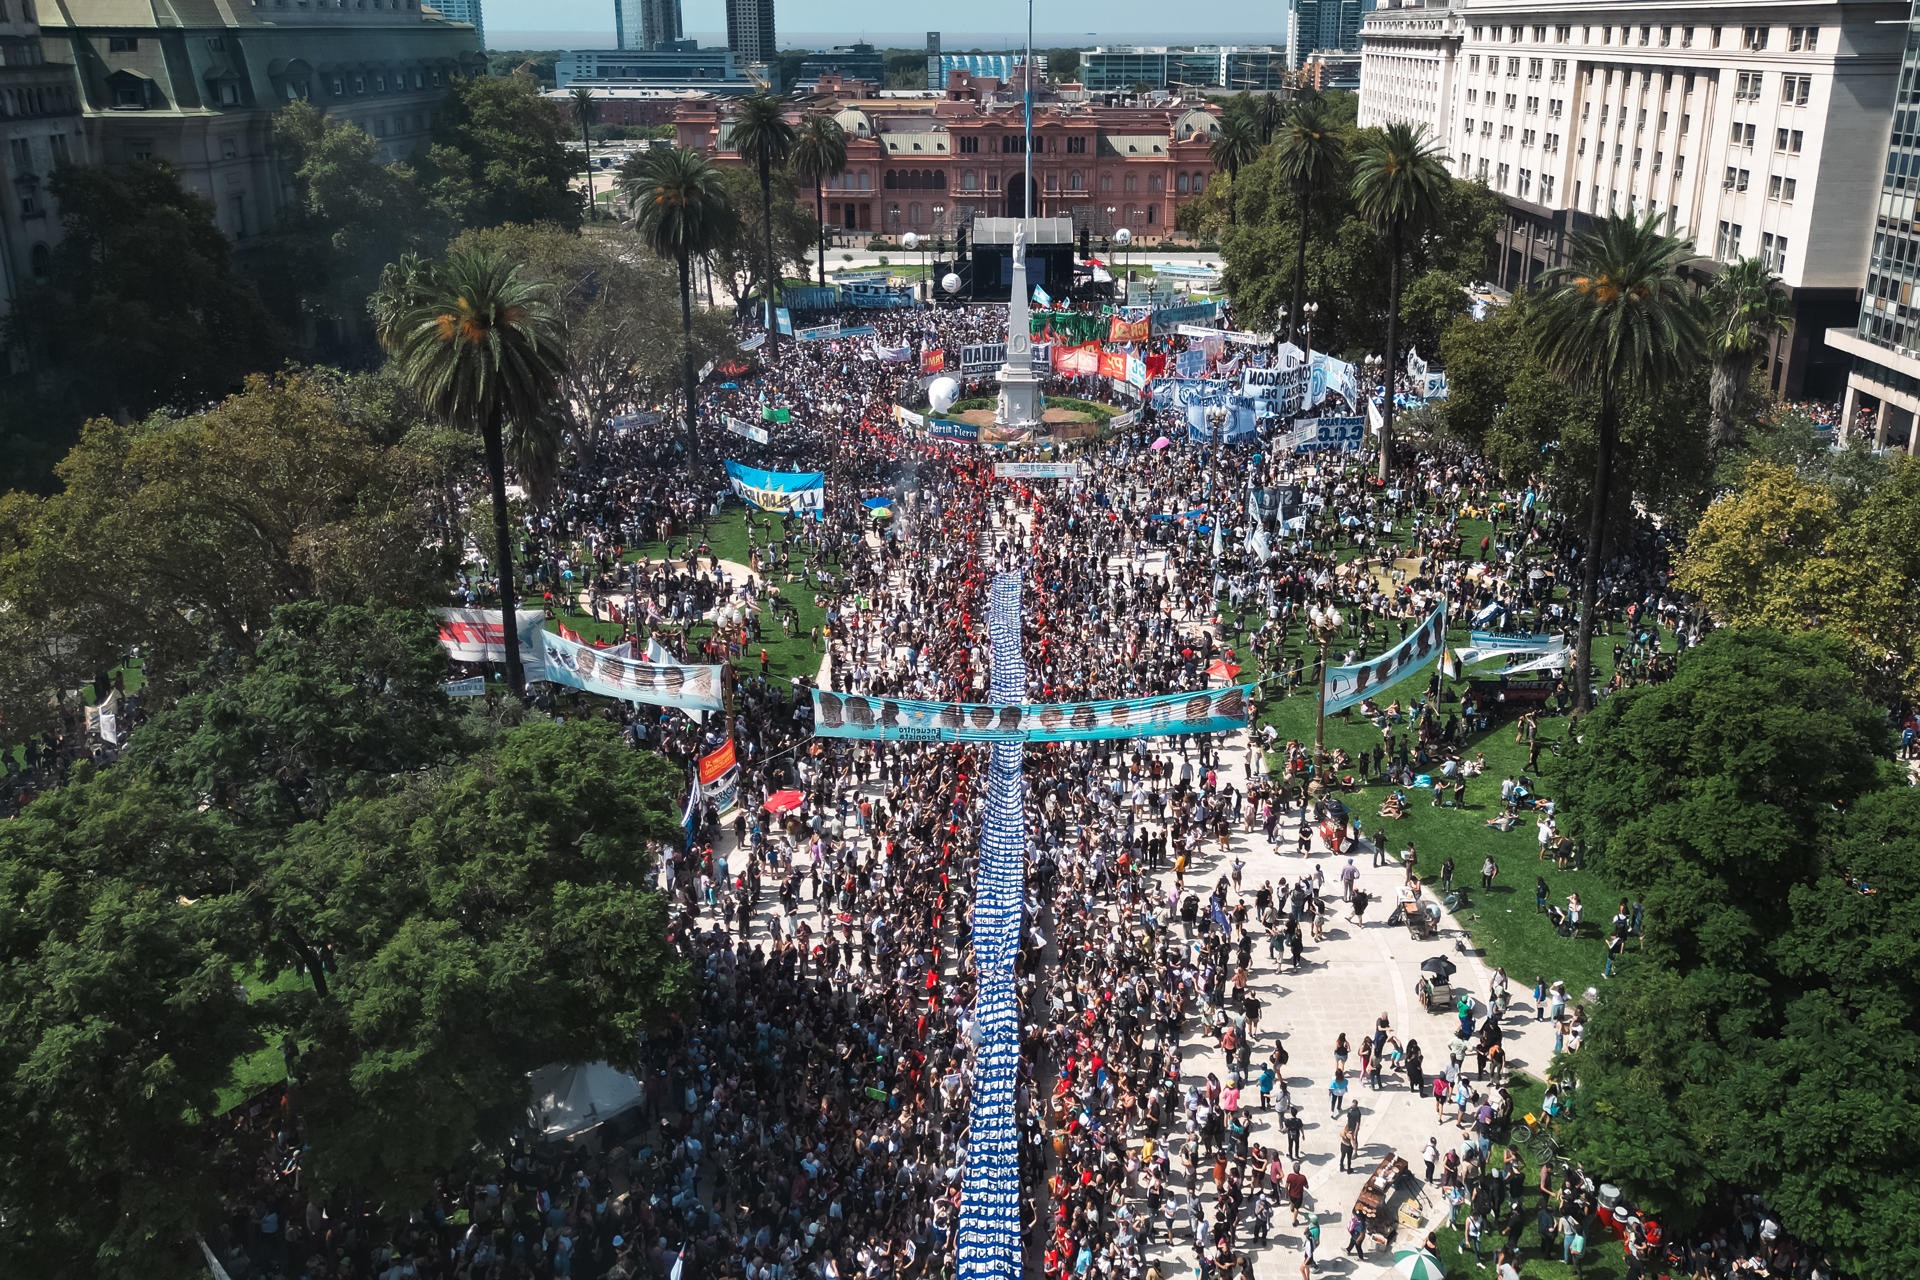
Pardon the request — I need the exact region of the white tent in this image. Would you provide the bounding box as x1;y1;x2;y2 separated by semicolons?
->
529;1062;645;1141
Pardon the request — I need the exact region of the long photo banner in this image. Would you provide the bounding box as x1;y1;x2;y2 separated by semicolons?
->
438;608;549;680
542;630;726;711
724;460;826;517
1441;631;1561;678
812;684;1254;742
1323;600;1449;714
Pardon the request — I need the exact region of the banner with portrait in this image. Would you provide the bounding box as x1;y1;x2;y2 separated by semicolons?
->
542;630;725;711
812;684;1254;743
1323;600;1448;714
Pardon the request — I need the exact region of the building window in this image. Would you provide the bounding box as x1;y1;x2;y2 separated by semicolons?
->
1768;175;1796;202
958;136;978;152
221;136;238;159
1717;221;1742;258
1781;75;1811;106
1776;128;1803;153
1066;136;1085;154
352;76;365;93
111;79;145;109
1681;26;1694;47
1788;26;1818;51
1541;175;1555;201
1742;26;1768;50
1723;167;1750;191
1761;231;1787;271
1730;122;1755;148
1735;72;1763;101
108;36;139;51
331;76;345;95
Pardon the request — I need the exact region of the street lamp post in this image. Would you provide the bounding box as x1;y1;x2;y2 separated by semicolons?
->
1363;352;1385;481
1115;226;1132;290
1307;603;1345;797
1298;301;1320;412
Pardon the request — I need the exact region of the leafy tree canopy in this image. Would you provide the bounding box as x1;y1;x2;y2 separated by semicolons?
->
419;73;582;232
0;605;688;1276
1678;457;1920;702
446;223;734;455
1552;630;1920;1277
2;160;283;425
0;372;459;740
1215;127;1502;359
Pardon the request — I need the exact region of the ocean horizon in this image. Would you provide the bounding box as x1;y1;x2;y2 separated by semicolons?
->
491;29;1288;51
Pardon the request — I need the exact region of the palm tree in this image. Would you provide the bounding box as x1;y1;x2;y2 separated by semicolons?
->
624;146;734;472
1533;212;1706;712
1351;121;1449;480
384;250;567;698
1207;112;1261;226
1273;97;1346;345
1704;255;1789;455
572;86;598;219
791;113;849;285
729;94;796;351
368;251;435;351
1251;93;1288;147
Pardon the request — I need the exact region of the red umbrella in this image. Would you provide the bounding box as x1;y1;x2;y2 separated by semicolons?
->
764;789;806;814
1207;659;1241;679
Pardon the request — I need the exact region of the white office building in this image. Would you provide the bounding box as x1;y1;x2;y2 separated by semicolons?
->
1359;0;1906;396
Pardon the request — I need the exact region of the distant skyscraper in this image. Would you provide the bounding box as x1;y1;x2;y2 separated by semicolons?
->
1290;0;1360;65
615;0;682;50
435;0;485;47
726;0;776;63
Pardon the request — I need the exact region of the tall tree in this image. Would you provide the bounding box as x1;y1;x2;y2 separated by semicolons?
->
729;94;797;350
1207;112;1261;227
448;223;733;458
1352;121;1450;480
383;251;567;697
1704;255;1789;456
792;113;850;285
1250;93;1288;146
418;73;582;231
572;85;598;217
1272;97;1346;344
2;160;282;426
1533;212;1706;710
624;147;734;471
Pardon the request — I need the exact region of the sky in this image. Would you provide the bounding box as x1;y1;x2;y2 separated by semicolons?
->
485;0;1282;49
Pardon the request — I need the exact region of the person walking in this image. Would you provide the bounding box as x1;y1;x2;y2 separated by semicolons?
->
1285;1164;1309;1226
1338;1124;1358;1174
1340;858;1358;901
1481;856;1499;891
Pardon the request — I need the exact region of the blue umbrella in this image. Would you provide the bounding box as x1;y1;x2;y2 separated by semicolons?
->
862;496;895;509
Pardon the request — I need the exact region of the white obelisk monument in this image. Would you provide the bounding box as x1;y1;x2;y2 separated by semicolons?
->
995;222;1044;431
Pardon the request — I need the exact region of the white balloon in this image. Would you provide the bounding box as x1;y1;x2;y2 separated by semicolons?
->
902;232;919;249
942;271;964;294
928;376;961;412
1114;228;1132;246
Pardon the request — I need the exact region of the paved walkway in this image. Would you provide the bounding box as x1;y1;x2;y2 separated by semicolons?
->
677;494;1565;1276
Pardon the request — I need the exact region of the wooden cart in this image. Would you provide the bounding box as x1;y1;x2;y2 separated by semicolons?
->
1354;1152;1415;1228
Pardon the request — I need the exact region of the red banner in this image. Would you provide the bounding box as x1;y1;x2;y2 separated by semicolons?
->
921;348;946;374
698;738;737;786
1051;343;1101;376
1098;349;1128;380
1108;316;1150;344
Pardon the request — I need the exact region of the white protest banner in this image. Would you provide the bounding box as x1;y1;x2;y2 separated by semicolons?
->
726;415;771;445
994;462;1086;479
960;342;1007;371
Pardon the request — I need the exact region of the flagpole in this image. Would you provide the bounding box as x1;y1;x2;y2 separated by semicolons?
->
1024;0;1033;218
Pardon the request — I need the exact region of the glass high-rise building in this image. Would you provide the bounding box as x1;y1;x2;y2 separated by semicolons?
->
615;0;682;51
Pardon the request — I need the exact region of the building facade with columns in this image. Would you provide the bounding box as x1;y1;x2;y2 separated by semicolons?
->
673;87;1223;239
1359;0;1906;398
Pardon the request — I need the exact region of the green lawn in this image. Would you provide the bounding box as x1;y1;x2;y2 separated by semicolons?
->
1245;524;1648;994
614;505;840;683
1418;1072;1629;1280
214;963;313;1116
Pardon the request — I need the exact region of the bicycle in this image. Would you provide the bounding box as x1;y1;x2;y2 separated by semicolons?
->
1513;1110;1563;1162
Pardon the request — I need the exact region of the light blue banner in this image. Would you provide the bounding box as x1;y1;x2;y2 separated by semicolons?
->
811;684;1254;742
724;460;826;517
1469;630;1556;651
782;286;840;310
1323;600;1449;713
774;306;793;335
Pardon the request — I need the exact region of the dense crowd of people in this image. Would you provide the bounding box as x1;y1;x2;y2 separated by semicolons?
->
183;293;1834;1280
